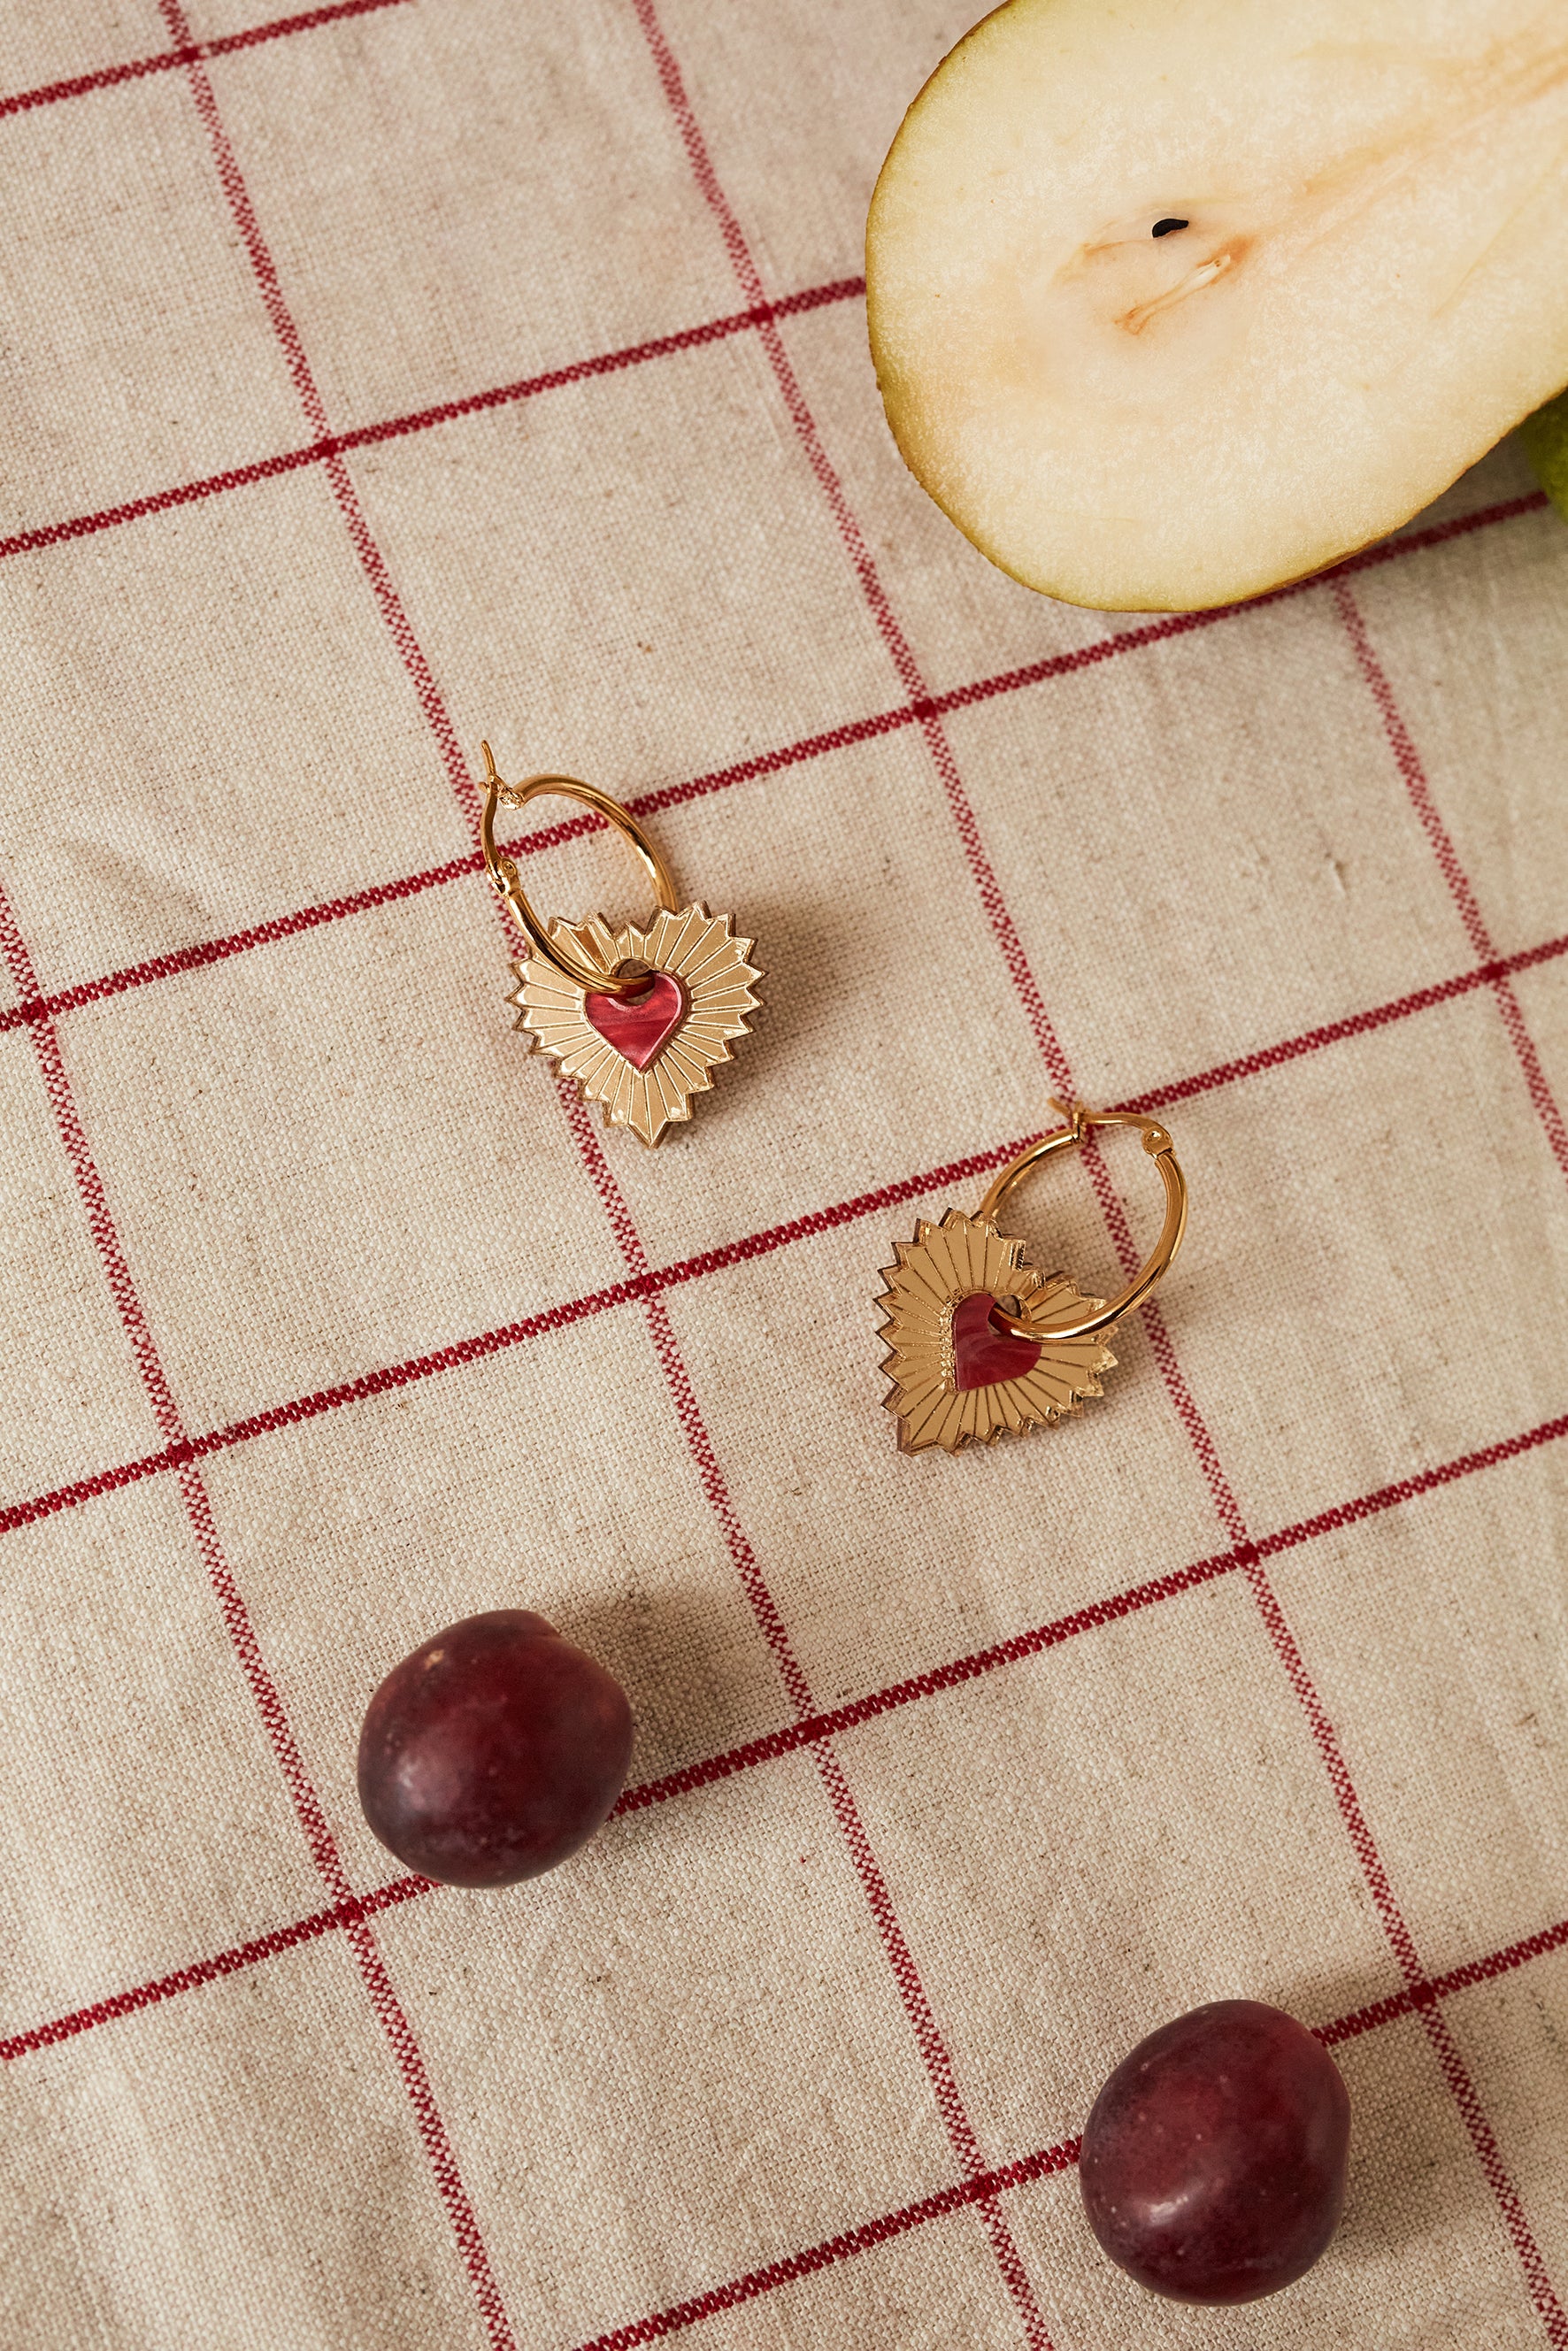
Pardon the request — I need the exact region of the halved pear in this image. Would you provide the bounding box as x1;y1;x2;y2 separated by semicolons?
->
866;0;1568;611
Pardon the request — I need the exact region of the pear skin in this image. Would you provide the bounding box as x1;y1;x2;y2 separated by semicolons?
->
1522;388;1568;521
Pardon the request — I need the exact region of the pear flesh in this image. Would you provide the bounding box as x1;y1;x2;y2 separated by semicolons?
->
866;0;1568;611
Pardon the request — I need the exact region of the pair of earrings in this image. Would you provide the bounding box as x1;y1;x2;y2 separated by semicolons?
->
478;747;1188;1454
352;751;1191;1886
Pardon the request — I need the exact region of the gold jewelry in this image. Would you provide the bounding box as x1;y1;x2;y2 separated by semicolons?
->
480;742;762;1148
876;1101;1188;1454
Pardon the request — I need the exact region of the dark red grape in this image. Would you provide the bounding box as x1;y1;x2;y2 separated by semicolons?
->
1079;1999;1350;2304
357;1610;634;1887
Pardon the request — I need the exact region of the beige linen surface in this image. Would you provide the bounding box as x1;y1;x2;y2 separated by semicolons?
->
1;3;1566;2347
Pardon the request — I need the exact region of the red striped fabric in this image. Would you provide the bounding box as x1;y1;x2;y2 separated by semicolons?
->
2;1;1564;2345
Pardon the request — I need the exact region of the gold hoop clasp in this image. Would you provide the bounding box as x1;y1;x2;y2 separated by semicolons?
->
980;1099;1188;1343
480;741;679;997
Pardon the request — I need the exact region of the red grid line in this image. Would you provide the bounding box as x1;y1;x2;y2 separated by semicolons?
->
516;10;1051;2333
567;1868;1568;2351
4;915;1564;1543
1129;838;1568;2335
1326;581;1568;2337
0;1875;428;2063
1321;1916;1568;2047
0;0;410;120
1121;930;1568;1114
19;1894;1566;2351
1334;578;1568;1190
12;11;518;2342
0;404;1534;583
0;278;865;571
9;880;1559;1064
338;277;865;455
573;2140;1085;2351
0;850;486;1036
624;4;1568;2333
0;864;511;2345
34;1908;1558;2348
20;1889;1564;2347
1095;1145;1564;2332
7;4;1557;2336
6;1402;1564;2075
619;1401;1568;1814
568;1886;1568;2351
0;490;1541;1045
150;8;1044;2337
549;1069;1056;2347
152;0;478;835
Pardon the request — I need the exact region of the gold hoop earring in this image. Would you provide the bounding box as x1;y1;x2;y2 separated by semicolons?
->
875;1100;1188;1454
480;742;762;1148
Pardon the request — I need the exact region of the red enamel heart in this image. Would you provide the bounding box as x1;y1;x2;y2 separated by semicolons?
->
950;1291;1041;1392
583;970;687;1070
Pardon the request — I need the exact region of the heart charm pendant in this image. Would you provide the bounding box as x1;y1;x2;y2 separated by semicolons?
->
874;1103;1188;1455
583;971;688;1071
509;903;761;1148
949;1290;1042;1391
877;1209;1117;1454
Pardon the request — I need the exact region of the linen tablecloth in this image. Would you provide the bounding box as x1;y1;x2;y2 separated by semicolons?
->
2;3;1565;2344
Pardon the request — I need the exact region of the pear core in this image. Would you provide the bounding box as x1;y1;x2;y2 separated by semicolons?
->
866;0;1568;611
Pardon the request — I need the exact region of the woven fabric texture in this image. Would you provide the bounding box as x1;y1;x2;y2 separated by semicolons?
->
2;3;1565;2346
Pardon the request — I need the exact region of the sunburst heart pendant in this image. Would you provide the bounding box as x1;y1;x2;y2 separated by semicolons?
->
509;905;762;1149
876;1208;1118;1455
875;1103;1190;1455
